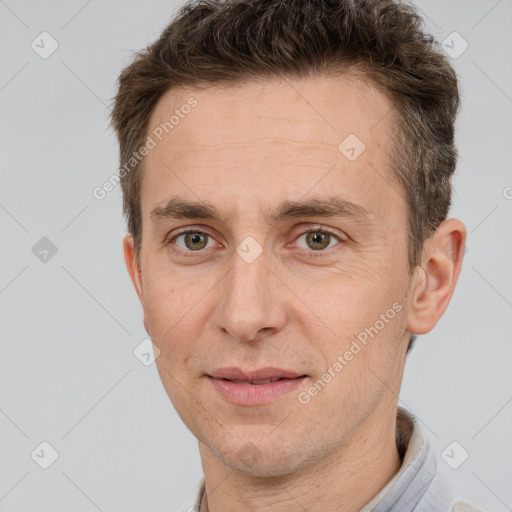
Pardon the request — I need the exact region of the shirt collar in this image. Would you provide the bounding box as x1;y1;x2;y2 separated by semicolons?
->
180;407;451;512
360;406;436;511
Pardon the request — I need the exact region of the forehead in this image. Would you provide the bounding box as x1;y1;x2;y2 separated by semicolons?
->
141;74;403;226
147;74;392;150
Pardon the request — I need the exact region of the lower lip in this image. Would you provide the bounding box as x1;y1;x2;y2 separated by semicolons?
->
208;376;307;406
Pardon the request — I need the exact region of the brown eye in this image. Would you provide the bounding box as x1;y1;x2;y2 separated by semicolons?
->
295;229;342;252
172;231;216;251
306;231;331;250
184;232;208;250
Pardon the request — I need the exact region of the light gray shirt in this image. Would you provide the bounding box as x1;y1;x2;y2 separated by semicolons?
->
178;407;482;512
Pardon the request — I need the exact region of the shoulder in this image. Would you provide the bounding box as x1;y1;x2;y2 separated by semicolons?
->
452;501;485;512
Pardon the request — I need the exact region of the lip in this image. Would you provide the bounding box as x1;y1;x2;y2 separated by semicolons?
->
208;367;305;381
207;367;307;406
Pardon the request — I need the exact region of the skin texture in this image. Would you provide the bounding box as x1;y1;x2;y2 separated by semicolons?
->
123;75;466;512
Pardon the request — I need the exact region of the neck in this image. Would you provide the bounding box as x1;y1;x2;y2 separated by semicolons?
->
199;401;402;512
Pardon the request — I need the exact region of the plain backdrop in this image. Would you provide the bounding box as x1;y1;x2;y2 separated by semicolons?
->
0;1;511;511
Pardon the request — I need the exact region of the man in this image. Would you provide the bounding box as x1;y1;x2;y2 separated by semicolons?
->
110;0;480;510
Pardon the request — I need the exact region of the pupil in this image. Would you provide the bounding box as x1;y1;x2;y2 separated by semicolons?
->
308;231;329;250
186;233;207;250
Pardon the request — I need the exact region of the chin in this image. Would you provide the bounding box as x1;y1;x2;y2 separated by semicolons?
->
211;436;316;478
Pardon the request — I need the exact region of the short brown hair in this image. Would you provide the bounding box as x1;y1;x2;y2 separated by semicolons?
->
110;0;460;270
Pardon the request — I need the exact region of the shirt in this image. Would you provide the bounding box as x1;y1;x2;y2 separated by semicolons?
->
178;407;482;512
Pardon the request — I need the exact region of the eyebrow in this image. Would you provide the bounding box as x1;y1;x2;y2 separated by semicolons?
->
149;196;373;226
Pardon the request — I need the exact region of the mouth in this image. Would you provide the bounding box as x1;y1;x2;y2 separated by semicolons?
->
208;367;306;381
207;367;308;405
227;377;285;385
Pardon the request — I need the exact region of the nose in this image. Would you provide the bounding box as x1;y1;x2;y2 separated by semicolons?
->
212;250;287;343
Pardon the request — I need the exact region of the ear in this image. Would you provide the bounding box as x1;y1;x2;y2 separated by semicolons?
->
123;234;144;300
406;218;467;335
123;234;152;337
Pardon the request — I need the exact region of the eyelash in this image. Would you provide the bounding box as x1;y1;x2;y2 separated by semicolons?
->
165;227;344;256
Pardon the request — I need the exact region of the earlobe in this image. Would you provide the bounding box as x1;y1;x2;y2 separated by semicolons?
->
406;219;466;335
123;235;144;300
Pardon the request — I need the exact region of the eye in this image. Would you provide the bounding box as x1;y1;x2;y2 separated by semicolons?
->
166;227;344;254
170;230;218;251
294;228;343;251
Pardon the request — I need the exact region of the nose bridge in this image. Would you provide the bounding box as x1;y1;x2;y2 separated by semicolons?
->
226;250;270;314
214;247;284;341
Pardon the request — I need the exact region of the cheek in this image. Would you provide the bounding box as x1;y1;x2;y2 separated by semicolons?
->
298;262;398;323
307;269;406;368
141;257;200;327
306;303;406;423
140;270;194;360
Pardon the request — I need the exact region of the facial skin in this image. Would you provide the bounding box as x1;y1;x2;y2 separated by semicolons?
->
123;75;466;512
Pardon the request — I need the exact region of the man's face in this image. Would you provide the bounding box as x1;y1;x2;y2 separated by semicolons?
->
129;75;415;476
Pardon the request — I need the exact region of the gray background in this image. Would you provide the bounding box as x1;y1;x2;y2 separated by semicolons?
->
0;0;511;511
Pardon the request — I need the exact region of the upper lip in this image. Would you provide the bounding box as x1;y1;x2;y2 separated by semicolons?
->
208;367;306;381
